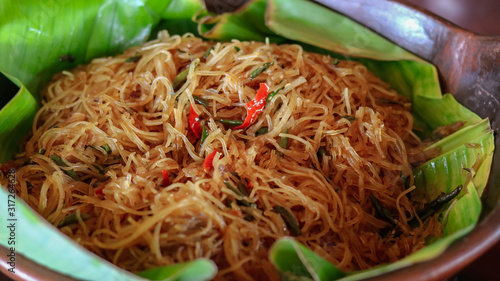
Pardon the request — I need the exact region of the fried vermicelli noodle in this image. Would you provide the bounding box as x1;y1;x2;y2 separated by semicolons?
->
13;31;442;280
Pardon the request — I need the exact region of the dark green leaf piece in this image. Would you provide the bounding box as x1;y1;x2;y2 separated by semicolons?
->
125;54;141;63
224;181;243;196
237;181;249;197
58;213;91;227
234;46;240;52
370;194;396;225
273;205;302;236
50;155;79;181
317;147;328;162
256;127;269;136
341;115;358;122
410;185;464;227
224;181;251;207
92;164;106;175
193;95;209;107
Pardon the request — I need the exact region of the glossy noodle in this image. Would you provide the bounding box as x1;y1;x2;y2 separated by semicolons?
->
14;31;442;280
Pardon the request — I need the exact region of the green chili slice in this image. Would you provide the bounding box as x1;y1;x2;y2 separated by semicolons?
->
216;119;244;126
201;126;209;145
279;129;290;149
266;87;284;103
193;95;209;107
172;59;200;91
250;61;274;80
101;144;111;154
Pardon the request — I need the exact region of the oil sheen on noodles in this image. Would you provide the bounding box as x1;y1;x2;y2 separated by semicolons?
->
15;31;441;280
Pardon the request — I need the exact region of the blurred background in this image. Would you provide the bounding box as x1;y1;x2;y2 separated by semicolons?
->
403;0;500;36
1;0;499;280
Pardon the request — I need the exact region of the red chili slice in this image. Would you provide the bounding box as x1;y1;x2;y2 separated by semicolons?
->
95;188;104;197
235;83;270;129
189;104;202;138
162;170;169;187
203;149;219;172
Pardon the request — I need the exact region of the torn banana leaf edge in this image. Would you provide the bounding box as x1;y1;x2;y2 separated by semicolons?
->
0;0;495;280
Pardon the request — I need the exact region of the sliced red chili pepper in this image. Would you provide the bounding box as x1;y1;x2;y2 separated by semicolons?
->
189;104;202;138
162;170;169;187
203;149;219;172
235;83;270;129
232;208;242;218
95;188;104;197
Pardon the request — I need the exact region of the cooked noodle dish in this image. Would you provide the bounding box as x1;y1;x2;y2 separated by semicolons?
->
5;31;475;280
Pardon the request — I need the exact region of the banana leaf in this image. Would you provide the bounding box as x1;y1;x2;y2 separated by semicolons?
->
269;237;346;281
0;0;494;280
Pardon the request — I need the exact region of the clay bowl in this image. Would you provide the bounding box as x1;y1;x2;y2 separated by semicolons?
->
1;0;499;280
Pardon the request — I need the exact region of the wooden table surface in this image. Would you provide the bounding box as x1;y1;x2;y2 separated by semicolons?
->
1;0;499;280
